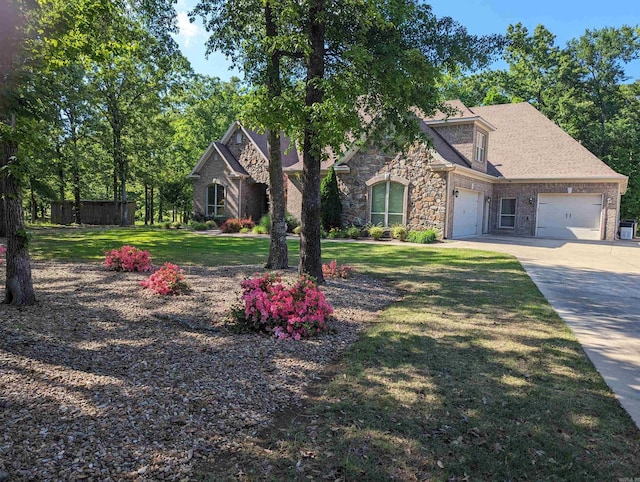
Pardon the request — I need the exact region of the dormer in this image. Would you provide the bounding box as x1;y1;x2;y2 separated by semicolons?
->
420;100;495;174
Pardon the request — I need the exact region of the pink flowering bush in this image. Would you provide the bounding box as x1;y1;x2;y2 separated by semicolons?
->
0;245;6;265
232;273;333;340
104;245;152;272
140;262;189;295
322;259;353;279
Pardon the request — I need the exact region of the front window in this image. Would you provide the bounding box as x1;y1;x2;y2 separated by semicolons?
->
475;131;486;162
499;198;516;228
207;184;225;217
371;181;404;226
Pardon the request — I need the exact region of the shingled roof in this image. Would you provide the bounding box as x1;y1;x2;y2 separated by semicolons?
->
471;102;627;181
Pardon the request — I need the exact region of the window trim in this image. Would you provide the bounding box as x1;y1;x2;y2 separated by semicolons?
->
475;130;487;163
206;183;226;217
365;174;409;227
499;197;516;229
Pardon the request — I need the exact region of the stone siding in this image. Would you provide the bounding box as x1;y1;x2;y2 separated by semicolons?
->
490;182;621;240
338;144;447;234
286;175;303;221
225;128;270;184
191;150;240;219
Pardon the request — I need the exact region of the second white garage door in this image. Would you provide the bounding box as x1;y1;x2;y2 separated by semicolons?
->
536;194;603;240
452;188;482;238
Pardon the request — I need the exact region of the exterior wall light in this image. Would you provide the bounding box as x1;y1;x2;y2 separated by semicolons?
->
529;196;534;204
486;197;491;204
453;189;459;198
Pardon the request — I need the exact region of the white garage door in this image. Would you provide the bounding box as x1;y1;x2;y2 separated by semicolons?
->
536;194;603;240
452;189;482;238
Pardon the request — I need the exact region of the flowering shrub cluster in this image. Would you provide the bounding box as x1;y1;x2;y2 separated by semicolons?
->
234;273;333;340
104;245;152;272
322;259;353;279
220;217;255;233
140;262;189;295
0;245;6;265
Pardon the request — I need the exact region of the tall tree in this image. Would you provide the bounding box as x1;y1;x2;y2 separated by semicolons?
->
195;0;501;280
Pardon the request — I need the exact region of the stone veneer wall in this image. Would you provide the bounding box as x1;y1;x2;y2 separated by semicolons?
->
226;128;270;184
490;182;621;240
337;144;447;234
191;151;240;219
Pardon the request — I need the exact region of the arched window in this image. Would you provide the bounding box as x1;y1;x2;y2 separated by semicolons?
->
370;181;405;226
207;183;225;217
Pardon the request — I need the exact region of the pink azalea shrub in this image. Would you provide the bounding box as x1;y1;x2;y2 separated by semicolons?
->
140;262;189;295
322;259;353;279
0;245;6;265
234;273;333;340
104;245;152;272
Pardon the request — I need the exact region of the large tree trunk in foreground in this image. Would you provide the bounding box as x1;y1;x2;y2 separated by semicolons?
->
0;181;6;237
264;1;288;270
2;141;35;305
299;0;325;283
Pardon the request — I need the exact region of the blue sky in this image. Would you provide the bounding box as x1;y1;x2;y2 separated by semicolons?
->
173;0;640;82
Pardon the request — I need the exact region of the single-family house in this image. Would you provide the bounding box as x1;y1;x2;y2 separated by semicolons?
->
188;100;628;241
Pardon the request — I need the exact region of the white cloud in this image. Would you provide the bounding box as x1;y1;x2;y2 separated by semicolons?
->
175;10;202;47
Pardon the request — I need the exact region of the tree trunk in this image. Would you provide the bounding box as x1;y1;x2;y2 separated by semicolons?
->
144;183;149;225
2;140;35;305
0;178;6;237
73;156;81;225
264;1;288;270
150;185;154;225
115;132;128;227
29;184;37;222
299;0;325;283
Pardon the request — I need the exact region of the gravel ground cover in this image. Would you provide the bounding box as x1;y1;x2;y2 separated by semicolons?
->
0;262;397;481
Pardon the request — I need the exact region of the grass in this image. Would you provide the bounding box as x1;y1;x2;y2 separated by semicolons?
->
25;227;640;480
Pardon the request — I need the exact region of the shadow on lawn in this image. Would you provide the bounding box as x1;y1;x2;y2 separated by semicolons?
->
196;259;640;481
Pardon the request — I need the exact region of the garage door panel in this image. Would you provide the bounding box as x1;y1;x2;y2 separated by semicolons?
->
453;189;481;238
536;194;602;240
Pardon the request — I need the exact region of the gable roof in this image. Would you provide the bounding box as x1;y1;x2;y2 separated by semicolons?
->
188;141;249;178
472;102;627;181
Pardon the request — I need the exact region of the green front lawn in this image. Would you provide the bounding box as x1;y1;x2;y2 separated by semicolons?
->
27;227;640;480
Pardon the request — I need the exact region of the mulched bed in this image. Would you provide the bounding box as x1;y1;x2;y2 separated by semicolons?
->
0;262;398;481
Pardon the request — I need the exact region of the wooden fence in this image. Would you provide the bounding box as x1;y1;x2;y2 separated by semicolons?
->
50;201;136;226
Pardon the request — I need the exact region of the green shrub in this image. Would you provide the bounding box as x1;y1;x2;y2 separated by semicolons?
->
258;214;271;232
346;225;361;240
392;225;409;242
407;228;438;244
240;227;250;234
320;166;342;230
320;228;328;239
171;221;182;229
190;222;208;231
369;226;385;241
285;212;300;233
162;221;172;229
252;225;269;234
205;220;217;229
293;226;301;235
328;227;346;239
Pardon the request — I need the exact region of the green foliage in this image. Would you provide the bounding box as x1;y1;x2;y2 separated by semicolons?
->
258;214;271;232
320;166;342;230
391;225;409;242
252;225;268;235
368;226;385;241
346;226;361;240
407;229;438;244
190;222;208;231
162;221;172;229
293;226;301;235
205;220;217;229
285;213;300;233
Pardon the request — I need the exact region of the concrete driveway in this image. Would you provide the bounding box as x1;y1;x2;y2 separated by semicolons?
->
443;236;640;429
